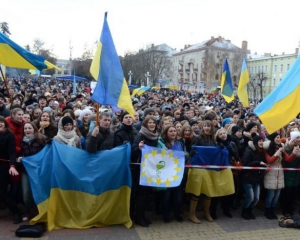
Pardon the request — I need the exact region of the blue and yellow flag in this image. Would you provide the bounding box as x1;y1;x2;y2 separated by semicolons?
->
0;32;60;71
136;86;151;96
237;59;249;107
131;87;140;97
254;56;300;134
140;145;185;187
22;141;132;231
90;13;134;117
186;146;234;197
209;84;217;93
221;59;234;103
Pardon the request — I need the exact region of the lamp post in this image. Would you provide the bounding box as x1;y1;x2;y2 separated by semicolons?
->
128;71;133;85
145;72;151;86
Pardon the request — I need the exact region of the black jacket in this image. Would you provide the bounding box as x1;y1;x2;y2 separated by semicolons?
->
114;124;138;147
242;142;266;184
131;133;158;163
86;127;114;152
0;104;10;118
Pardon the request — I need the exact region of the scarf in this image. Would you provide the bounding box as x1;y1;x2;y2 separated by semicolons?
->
56;129;76;146
139;126;158;140
23;135;36;143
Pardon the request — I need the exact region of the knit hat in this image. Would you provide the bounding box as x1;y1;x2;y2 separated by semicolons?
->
120;111;130;122
43;107;53;114
62;116;74;127
38;95;47;101
290;130;300;142
268;132;279;142
232;126;241;135
144;108;155;117
189;119;198;127
245;122;257;132
252;133;263;146
222;118;232;127
80;108;92;119
248;112;257;118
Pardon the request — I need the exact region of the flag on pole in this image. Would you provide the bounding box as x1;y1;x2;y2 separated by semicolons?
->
90;12;134;117
221;59;234;103
29;69;40;75
73;70;76;94
254;56;300;134
139;145;185;187
237;59;249;107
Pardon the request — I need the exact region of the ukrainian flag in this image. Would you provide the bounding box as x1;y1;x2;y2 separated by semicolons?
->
237;59;249;107
0;32;60;71
254;56;300;134
186;146;234;197
209;84;217;93
136;86;151;96
90;13;134;117
221;59;234;103
22;141;132;231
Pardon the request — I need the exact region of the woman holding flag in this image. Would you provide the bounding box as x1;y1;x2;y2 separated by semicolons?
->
157;125;188;223
131;116;159;227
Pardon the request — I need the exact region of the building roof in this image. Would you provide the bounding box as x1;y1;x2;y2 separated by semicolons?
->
173;37;241;56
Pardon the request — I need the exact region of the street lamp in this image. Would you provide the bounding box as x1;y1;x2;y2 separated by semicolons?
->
128;71;133;85
145;72;151;86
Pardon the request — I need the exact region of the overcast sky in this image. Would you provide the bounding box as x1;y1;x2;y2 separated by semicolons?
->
2;0;300;59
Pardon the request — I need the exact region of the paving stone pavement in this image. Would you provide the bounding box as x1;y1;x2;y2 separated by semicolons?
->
0;207;299;240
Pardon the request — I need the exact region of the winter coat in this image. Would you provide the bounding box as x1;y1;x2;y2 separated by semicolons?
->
264;141;296;189
5;116;26;156
32;119;58;139
20;136;48;173
131;133;158;163
0;130;16;166
86;127;114;152
0;104;10;117
242;141;266;185
283;141;300;188
114;124;138;147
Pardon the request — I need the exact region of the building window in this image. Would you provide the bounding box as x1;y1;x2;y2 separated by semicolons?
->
265;65;267;72
255;66;256;73
273;79;276;85
287;64;290;70
280;64;283;72
274;65;277;72
258;66;260;72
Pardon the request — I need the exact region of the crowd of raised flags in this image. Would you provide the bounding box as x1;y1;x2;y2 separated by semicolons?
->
1;11;300;234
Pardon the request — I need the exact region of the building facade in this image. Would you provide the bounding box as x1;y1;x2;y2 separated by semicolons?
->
170;36;248;92
247;49;299;100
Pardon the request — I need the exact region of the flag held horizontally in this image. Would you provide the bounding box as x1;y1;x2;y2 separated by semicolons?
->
90;12;134;117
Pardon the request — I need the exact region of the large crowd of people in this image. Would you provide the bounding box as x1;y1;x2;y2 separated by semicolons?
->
1;76;300;228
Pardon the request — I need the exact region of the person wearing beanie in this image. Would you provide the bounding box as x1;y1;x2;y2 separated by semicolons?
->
222;118;232;129
189;119;200;135
241;132;267;220
243;122;258;150
247;112;257;122
264;131;298;219
0;93;10;117
38;95;47;110
114;112;138;147
280;129;300;216
10;95;24;110
54;116;81;148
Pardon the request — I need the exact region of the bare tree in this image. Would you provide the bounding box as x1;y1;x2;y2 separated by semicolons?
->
32;38;45;54
120;44;170;86
249;72;268;100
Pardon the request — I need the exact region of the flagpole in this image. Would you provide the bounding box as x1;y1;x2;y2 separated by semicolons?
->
0;66;12;103
95;103;100;127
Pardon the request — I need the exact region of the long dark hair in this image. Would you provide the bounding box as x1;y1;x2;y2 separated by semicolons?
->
0;116;12;133
22;122;47;144
161;126;177;149
199;120;215;140
142;116;158;132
